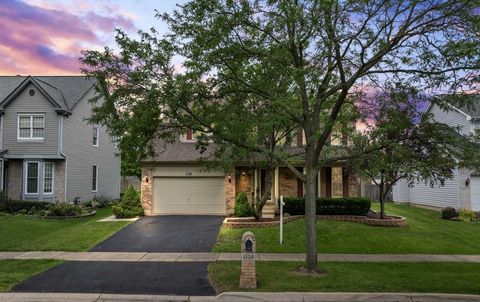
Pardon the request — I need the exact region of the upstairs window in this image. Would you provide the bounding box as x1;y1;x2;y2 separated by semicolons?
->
92;127;99;146
18;114;44;140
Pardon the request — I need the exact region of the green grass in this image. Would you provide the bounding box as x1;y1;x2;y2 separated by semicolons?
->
0;207;130;251
213;203;480;254
209;261;480;294
0;259;61;292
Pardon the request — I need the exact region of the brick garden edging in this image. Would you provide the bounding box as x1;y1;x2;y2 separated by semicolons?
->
223;214;406;228
222;216;303;228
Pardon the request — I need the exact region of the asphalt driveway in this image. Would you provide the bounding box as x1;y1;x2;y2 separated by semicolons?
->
91;215;225;252
13;215;224;295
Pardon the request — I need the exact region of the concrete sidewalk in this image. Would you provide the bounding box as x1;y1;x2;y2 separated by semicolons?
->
2;251;480;262
2;292;480;302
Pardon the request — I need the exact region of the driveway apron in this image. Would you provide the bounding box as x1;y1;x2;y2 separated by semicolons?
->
13;215;224;296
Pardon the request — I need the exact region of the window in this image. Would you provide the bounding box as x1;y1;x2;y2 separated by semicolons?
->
92;127;99;146
92;165;98;192
26;162;39;194
43;162;54;194
18;114;44;140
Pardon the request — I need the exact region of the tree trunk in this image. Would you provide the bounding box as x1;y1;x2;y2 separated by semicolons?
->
304;163;318;272
379;179;385;220
252;169;273;221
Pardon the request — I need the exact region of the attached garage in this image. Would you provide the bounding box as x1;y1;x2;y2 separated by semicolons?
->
470;177;480;211
150;165;226;215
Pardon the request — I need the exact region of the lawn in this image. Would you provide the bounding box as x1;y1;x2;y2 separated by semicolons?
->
0;207;130;251
213;202;480;254
0;259;61;292
209;261;480;294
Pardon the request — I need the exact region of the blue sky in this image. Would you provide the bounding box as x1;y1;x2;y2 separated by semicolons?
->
0;0;187;75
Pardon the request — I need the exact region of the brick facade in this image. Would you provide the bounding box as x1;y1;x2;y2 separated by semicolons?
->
235;168;252;200
141;166;153;215
225;173;236;215
54;161;65;202
279;167;300;197
6;160;22;200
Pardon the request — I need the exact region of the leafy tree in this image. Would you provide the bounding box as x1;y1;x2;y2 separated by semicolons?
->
81;0;480;272
349;90;480;219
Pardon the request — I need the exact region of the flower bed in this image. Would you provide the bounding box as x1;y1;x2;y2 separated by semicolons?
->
223;213;407;228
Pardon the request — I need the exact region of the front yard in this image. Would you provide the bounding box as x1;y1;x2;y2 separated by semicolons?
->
0;207;130;251
213;203;480;254
209;261;480;294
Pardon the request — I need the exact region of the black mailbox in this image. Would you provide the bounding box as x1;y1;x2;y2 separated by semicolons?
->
245;239;253;252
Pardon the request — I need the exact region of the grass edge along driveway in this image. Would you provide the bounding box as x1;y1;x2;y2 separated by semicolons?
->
0;259;61;292
213;202;480;254
209;261;480;294
0;207;131;252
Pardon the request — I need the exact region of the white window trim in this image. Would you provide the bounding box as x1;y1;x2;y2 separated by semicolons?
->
43;162;55;195
93;127;99;147
92;165;98;192
25;161;40;195
17;114;45;141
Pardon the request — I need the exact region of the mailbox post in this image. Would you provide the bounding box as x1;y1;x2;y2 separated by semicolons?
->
239;231;257;289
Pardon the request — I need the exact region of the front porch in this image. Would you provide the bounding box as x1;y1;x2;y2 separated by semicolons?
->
232;166;361;216
1;158;65;202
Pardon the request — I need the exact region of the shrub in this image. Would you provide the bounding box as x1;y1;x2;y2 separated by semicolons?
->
234;192;252;217
282;197;371;216
44;202;85;217
0;200;50;214
458;208;476;222
441;207;457;219
112;186;144;218
84;195;119;208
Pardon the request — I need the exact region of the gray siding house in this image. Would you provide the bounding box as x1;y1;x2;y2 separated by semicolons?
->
0;76;120;202
393;96;480;211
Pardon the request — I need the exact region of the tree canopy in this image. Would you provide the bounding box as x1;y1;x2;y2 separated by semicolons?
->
81;0;480;272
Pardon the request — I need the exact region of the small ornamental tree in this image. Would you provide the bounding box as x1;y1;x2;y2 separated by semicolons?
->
349;90;480;219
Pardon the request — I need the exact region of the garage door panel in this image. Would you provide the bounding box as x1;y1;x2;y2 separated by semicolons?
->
471;177;480;211
153;177;226;215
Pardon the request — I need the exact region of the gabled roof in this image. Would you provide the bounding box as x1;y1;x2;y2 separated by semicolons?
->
430;94;480;120
0;75;96;115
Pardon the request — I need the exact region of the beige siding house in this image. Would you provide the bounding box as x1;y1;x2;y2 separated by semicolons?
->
141;132;361;216
0;76;120;202
393;96;480;211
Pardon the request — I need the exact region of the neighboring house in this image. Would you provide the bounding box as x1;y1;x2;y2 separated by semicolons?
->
0;76;121;202
141;130;361;216
393;95;480;211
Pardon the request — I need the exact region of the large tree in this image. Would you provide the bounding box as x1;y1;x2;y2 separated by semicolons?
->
81;0;480;272
349;90;480;219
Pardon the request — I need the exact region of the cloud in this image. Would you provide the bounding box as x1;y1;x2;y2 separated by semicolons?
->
0;0;137;75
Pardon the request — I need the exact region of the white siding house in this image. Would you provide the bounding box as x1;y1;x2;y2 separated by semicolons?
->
393;96;480;211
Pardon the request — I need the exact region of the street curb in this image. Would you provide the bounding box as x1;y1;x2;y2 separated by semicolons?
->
1;292;480;302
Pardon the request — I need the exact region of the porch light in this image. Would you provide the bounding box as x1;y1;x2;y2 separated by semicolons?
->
228;175;232;183
466;178;470;186
145;176;149;183
242;171;246;176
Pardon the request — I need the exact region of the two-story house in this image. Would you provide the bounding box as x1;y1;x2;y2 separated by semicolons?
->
0;76;120;202
141;129;361;216
393;95;480;211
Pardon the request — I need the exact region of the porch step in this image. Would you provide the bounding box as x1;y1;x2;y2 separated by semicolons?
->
262;201;276;218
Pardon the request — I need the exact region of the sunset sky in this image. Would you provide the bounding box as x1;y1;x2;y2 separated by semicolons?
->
0;0;187;75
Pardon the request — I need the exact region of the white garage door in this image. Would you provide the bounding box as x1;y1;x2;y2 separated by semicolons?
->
471;177;480;211
153;177;226;215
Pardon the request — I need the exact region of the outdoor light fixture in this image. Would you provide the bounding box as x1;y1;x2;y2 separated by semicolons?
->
242;171;246;176
466;178;470;186
228;175;232;183
145;176;149;183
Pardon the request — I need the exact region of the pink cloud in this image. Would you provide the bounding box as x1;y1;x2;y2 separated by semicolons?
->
0;0;136;75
